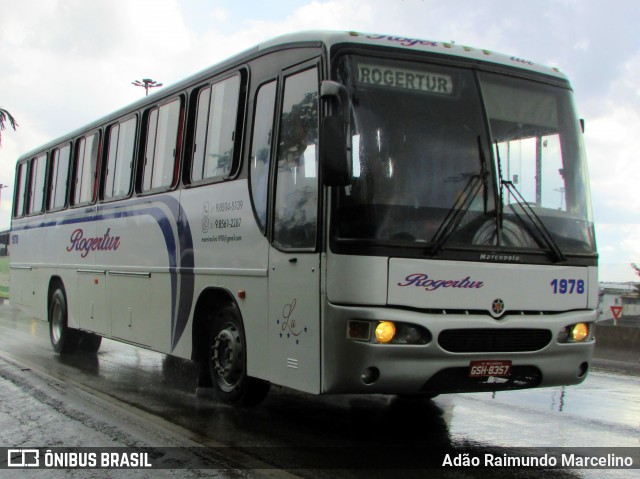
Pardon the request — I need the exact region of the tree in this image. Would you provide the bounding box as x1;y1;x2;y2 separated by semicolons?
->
632;263;640;295
0;107;18;147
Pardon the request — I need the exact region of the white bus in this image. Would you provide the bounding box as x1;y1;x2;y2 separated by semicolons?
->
10;31;597;406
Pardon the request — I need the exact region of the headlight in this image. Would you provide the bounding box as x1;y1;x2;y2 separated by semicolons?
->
558;322;591;343
375;321;396;343
571;323;589;342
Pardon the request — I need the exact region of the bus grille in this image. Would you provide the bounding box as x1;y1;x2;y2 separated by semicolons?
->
438;329;552;353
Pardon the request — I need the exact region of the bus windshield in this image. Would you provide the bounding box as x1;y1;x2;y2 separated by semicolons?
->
332;55;596;260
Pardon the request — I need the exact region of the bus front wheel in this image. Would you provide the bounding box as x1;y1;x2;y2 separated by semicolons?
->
207;304;270;406
49;287;79;354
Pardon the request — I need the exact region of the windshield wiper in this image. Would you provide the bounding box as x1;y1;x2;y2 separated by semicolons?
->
478;135;489;215
495;141;566;263
427;137;488;256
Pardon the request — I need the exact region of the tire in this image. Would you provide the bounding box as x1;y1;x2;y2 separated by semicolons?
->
49;287;79;354
207;304;270;406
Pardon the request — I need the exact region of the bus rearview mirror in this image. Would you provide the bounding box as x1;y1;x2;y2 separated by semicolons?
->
320;81;352;186
321;115;352;186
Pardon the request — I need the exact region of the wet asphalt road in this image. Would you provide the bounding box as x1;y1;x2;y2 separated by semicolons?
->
0;303;638;478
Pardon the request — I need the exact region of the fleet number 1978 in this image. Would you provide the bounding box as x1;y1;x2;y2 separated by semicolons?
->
550;279;585;295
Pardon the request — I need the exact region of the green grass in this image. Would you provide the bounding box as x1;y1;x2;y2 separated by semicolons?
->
0;256;9;299
0;256;9;274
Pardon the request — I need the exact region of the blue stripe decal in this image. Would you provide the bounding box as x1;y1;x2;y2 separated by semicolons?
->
13;195;194;352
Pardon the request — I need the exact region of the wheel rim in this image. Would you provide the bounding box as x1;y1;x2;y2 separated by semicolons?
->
51;300;64;345
211;322;244;391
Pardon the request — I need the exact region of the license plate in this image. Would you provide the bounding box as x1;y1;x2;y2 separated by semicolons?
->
469;360;512;378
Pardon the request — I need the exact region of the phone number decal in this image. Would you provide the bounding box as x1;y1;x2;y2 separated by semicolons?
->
215;200;243;213
215;218;241;229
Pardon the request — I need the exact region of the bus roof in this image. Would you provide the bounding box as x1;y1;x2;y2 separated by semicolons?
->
258;30;567;80
16;30;567;161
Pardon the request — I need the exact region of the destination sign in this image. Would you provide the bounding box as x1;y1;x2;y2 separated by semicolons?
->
356;63;453;95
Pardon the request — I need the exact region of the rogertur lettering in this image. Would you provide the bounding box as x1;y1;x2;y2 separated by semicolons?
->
397;273;484;292
67;228;121;258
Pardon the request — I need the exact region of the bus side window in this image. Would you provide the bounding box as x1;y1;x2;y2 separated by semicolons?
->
73;132;100;206
48;143;71;211
104;117;137;199
192;74;243;183
273;66;319;250
27;153;47;215
143;98;182;192
13;162;28;218
249;80;277;234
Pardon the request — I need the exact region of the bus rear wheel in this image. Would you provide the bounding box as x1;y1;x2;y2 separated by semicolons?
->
49;287;79;354
207;304;270;406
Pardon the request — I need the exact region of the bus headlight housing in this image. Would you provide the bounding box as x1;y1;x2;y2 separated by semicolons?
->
557;322;591;343
347;320;431;345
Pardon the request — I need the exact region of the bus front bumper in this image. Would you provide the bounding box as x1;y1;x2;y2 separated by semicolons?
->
321;304;596;395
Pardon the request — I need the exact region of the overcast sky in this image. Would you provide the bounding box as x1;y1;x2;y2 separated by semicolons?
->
1;0;639;281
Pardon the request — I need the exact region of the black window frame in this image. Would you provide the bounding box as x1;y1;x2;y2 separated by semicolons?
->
140;96;184;195
248;78;278;236
102;115;138;202
188;69;248;187
271;61;322;252
13;161;28;218
26;153;48;216
72;130;102;208
47;142;72;212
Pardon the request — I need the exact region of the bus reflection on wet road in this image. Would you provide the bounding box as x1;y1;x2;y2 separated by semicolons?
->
0;304;638;477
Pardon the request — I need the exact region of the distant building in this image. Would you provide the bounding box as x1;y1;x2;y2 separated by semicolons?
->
598;282;640;320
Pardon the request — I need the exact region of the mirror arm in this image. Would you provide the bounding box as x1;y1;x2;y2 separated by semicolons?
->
320;81;349;124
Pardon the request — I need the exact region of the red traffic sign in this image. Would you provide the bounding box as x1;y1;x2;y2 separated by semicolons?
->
610;306;623;319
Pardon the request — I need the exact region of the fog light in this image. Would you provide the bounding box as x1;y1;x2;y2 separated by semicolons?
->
577;362;589;378
571;323;589;342
375;321;396;343
361;367;380;385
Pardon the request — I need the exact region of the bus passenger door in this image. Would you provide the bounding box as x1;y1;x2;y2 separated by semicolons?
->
268;64;322;394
